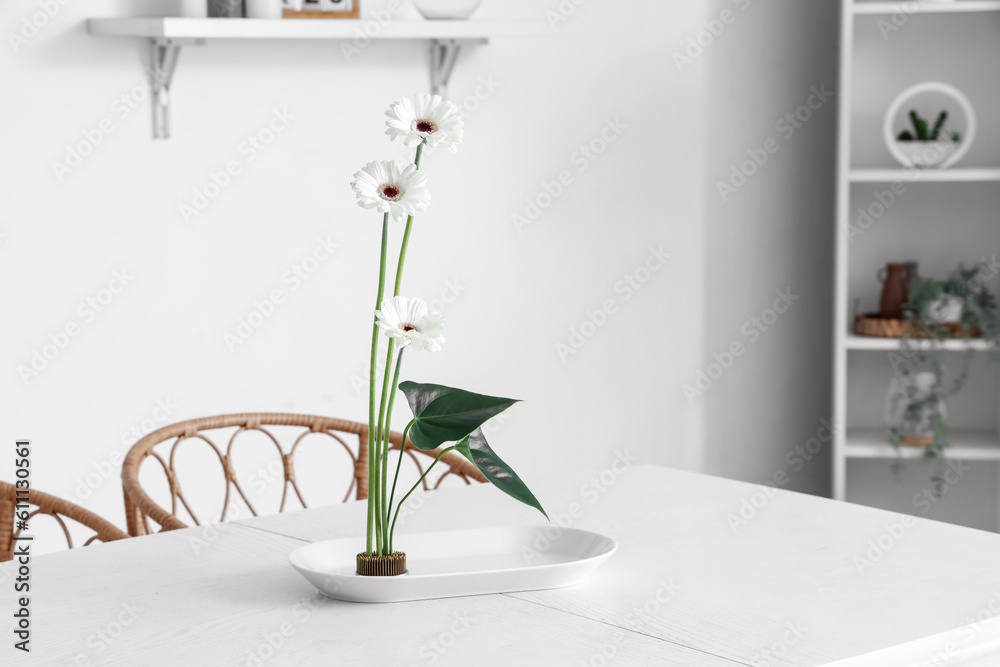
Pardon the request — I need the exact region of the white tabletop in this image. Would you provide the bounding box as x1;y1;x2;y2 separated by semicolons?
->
4;465;1000;666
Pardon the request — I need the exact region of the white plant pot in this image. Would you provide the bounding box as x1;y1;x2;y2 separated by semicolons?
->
884;371;945;439
246;0;283;18
412;0;483;20
925;295;964;324
884;82;975;170
894;141;958;169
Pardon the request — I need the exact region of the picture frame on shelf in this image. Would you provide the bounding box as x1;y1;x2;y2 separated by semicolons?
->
283;0;359;19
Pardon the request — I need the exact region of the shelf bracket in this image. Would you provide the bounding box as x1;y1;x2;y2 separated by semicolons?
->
429;39;461;99
149;38;187;140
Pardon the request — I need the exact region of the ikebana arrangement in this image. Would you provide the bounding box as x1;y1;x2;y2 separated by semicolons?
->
883;261;999;487
349;94;546;576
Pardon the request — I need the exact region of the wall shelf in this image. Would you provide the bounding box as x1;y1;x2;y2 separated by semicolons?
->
853;1;1000;14
850;168;1000;182
86;18;546;138
846;334;996;351
846;428;1000;460
87;17;546;40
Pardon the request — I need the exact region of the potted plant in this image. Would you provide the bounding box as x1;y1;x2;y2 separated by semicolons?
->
895;110;962;168
886;262;998;486
348;94;546;576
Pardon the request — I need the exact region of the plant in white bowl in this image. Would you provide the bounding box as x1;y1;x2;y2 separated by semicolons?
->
349;94;546;577
895;110;961;169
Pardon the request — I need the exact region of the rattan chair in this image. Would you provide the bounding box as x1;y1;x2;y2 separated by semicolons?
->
0;482;128;562
121;413;487;537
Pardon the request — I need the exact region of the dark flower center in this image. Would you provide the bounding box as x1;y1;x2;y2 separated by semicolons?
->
416;120;436;134
402;324;417;333
380;184;401;201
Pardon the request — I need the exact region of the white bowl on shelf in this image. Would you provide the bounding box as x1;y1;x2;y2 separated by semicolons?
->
893;141;959;169
412;0;483;20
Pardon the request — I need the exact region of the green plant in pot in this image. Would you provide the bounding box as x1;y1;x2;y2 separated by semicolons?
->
886;261;999;488
896;110;962;168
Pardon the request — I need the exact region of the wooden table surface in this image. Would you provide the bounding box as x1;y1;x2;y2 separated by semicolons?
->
3;464;1000;666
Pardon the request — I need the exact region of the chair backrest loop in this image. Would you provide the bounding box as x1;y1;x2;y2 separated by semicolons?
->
0;482;127;562
122;413;487;537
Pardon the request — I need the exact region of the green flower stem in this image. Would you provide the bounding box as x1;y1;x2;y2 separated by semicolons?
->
367;143;424;556
373;339;395;554
374;338;396;552
414;142;424;170
375;142;423;553
386;419;414;540
366;213;390;556
389;444;458;552
380;348;405;552
392;143;424;298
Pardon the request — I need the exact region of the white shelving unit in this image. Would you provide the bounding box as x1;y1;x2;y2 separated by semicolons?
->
87;17;546;138
833;1;1000;527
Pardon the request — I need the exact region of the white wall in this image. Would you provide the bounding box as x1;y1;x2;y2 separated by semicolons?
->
700;0;840;495
0;0;708;545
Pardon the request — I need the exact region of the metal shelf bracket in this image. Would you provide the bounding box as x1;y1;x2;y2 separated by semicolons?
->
430;39;461;99
150;38;202;139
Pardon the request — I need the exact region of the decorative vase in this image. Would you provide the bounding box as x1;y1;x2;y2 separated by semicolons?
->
245;0;283;18
877;262;917;319
356;552;407;576
412;0;483;20
884;371;945;447
208;0;244;17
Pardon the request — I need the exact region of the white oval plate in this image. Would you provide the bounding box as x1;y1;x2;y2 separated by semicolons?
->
289;525;617;603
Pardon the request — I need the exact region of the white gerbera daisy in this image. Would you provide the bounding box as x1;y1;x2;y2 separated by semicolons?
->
385;94;464;153
350;160;431;222
375;296;446;352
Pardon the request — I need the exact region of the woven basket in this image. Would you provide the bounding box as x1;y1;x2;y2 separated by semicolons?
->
854;314;979;339
900;435;934;448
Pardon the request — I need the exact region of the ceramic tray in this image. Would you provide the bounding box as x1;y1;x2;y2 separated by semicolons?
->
289;525;617;603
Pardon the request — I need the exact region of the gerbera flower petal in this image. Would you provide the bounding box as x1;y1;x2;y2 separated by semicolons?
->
385;94;464;153
350;160;431;221
375;296;446;352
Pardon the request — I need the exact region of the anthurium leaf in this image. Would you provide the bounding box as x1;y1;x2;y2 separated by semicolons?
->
457;428;547;520
399;381;520;452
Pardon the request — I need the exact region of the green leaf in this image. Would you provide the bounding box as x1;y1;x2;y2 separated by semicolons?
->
399;381;520;451
910;110;929;141
457;428;547;520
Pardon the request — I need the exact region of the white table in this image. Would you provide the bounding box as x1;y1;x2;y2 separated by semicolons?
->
4;465;1000;666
